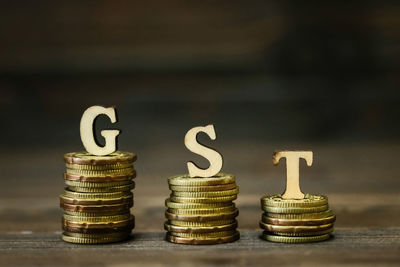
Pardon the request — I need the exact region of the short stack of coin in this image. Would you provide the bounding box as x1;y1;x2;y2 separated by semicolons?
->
165;173;240;245
60;151;137;244
260;194;336;243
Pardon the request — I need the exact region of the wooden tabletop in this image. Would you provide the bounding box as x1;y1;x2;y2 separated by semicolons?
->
0;142;399;266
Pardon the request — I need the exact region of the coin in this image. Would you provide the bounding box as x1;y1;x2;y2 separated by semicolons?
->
261;194;328;208
64;151;137;165
259;221;333;233
63;213;131;222
64;172;136;182
168;219;236;227
64;189;132;200
63;224;134;234
265;228;334;236
264;209;334;219
60;194;133;205
165;199;232;209
167;205;236;215
66;162;133;171
63;216;135;229
62;234;129;244
63;209;131;217
168;173;236;186
170;195;237;204
261;233;331;243
171;188;239;198
63;231;130;239
67;182;135;193
169;183;237;192
60;202;133;212
169;230;237;238
66;167;135;177
164;221;237;233
165;209;238;222
166;231;239;245
262;214;336;226
65;179;132;188
262;205;329;214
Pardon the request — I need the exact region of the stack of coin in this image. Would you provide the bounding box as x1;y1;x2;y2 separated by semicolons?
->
60;151;137;244
260;194;336;243
165;173;240;245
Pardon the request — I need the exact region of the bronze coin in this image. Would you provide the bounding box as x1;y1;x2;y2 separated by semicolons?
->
62;216;135;229
259;221;334;234
60;194;133;206
165;209;238;222
166;231;239;245
60;202;133;212
64;151;137;165
262;214;336;226
169;183;237;192
63;224;134;234
164;221;238;234
64;172;136;182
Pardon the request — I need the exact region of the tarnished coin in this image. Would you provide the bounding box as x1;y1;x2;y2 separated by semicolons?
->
62;234;129;244
261;194;328;208
165;209;238;222
63;224;134;234
264;209;334;219
168;173;235;186
63;209;131;217
63;231;130;239
170;195;237;204
262;214;336;226
66;162;133;171
65;180;132;188
64;151;137;165
169;183;237;192
64;189;132;200
168;219;236;227
63;213;131;223
261;233;331;243
164;221;237;233
60;194;133;205
166;231;239;245
63;216;134;229
265;228;334;237
66;167;135;177
60;202;133;212
167;205;236;215
64;172;135;182
68;182;135;193
171;188;239;198
169;230;237;238
165;199;232;209
259;221;333;234
262;205;329;214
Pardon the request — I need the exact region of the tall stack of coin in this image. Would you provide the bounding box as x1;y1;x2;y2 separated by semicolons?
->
60;151;137;244
260;194;336;243
165;173;240;245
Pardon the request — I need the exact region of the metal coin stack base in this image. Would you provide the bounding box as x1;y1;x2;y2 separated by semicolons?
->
259;194;336;243
60;151;137;244
165;173;240;245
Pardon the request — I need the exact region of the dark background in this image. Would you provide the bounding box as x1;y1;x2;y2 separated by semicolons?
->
0;1;399;265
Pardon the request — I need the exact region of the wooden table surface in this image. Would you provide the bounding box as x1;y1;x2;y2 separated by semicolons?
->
0;142;399;266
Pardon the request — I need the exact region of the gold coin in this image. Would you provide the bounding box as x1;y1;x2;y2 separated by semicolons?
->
66;167;135;177
265;228;334;237
63;231;130;239
66;162;133;171
261;194;328;208
165;199;231;209
64;189;132;199
64;151;137;165
63;213;131;222
261;233;331;243
60;194;133;205
259;221;333;234
168;219;236;227
169;183;237;192
262;214;336;226
67;182;135;193
166;231;239;245
60;202;133;212
264;209;334;219
171;188;239;198
167;205;236;215
165;209;238;222
62;234;129;244
262;205;329;214
63;209;131;217
63;216;135;229
65;179;132;188
168;173;235;186
164;221;237;233
170;195;237;203
168;230;237;238
63;224;134;234
64;172;135;182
